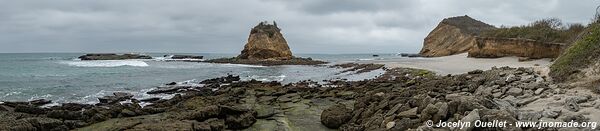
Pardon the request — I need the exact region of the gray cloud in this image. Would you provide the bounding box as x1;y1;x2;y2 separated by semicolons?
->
0;0;598;53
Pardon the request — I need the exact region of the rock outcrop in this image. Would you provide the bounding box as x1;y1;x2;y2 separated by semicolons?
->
419;15;496;57
78;53;152;60
205;21;326;66
468;37;565;58
238;21;293;60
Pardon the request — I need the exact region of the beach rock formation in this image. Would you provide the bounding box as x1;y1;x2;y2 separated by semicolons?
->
78;53;152;60
238;21;293;60
550;23;600;87
205;21;326;66
468;37;565;58
419;15;496;57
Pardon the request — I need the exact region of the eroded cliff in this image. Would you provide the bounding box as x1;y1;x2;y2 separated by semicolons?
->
468;37;565;59
419;15;496;57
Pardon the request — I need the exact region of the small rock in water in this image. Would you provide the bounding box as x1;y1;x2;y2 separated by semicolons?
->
113;92;133;98
29;99;52;106
98;92;134;104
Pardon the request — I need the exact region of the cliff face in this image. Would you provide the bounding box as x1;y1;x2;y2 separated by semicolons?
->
419;15;496;57
238;21;293;60
550;23;600;86
468;37;565;58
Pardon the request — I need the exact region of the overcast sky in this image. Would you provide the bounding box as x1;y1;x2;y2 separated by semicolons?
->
0;0;598;54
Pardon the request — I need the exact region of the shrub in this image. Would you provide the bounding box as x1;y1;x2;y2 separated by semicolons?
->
550;23;600;82
481;18;585;43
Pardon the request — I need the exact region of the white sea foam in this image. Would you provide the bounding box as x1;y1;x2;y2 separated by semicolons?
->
243;75;286;82
70;89;175;105
357;58;375;61
61;60;149;67
2;92;22;98
28;94;53;101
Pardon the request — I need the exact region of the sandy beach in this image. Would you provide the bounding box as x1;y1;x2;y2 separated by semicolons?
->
361;53;552;75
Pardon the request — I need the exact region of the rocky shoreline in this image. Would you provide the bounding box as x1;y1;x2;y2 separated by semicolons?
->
1;63;597;130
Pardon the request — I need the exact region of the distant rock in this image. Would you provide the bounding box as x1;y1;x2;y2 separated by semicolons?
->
238;21;293;60
169;55;203;59
419;15;496;57
399;53;421;57
79;53;152;60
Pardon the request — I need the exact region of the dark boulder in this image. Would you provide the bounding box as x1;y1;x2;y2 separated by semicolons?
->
220;106;257;129
320;104;352;129
200;75;241;84
14;105;48;114
47;110;83;120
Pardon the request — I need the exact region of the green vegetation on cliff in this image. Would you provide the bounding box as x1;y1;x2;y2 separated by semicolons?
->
481;18;585;43
550;23;600;82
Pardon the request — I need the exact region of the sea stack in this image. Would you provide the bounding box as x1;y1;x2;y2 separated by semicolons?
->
238;21;293;60
419;15;496;57
205;21;326;66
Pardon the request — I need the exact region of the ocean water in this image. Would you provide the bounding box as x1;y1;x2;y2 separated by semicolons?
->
0;53;399;104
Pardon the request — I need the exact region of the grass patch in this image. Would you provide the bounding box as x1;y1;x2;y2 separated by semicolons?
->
550;23;600;82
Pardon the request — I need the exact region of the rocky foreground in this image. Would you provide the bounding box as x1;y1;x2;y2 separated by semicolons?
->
0;64;598;130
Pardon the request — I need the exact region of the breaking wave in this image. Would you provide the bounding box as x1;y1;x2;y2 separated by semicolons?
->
60;60;149;67
243;75;286;82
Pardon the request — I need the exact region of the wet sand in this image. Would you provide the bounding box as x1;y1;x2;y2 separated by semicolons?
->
360;53;552;75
